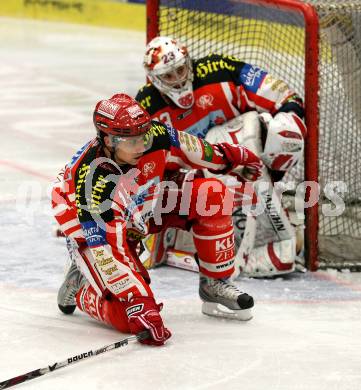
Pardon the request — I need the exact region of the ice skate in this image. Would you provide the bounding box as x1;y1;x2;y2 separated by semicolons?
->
57;260;85;315
199;274;254;321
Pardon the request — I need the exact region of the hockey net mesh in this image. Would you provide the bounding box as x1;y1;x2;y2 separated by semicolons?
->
154;0;361;269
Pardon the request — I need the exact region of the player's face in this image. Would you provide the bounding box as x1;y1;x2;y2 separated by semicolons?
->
114;145;144;165
159;64;188;89
105;132;153;165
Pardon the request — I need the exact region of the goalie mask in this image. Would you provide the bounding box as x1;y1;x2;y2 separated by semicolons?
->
143;36;194;109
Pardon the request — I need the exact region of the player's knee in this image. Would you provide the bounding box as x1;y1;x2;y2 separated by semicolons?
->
189;178;233;219
76;284;130;333
102;297;130;333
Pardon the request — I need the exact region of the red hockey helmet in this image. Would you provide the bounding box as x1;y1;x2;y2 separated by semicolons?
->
94;94;153;152
94;93;151;138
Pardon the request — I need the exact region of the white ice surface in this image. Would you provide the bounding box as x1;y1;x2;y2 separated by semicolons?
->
1;18;361;390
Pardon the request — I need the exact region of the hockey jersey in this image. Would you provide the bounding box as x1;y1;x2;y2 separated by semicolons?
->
52;121;233;300
135;54;304;138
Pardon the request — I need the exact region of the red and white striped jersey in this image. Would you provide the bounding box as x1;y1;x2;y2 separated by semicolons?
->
52;122;233;300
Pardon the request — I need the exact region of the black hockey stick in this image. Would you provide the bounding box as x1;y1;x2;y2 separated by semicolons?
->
0;331;150;389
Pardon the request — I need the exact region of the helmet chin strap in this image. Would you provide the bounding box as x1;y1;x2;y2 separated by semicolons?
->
102;143;116;162
105;145;129;166
110;149;116;162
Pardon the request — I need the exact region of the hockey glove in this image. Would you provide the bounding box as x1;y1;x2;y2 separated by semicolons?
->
217;143;263;181
125;296;171;346
259;112;306;171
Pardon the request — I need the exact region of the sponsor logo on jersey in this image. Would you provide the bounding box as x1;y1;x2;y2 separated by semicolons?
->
93;248;105;258
100;263;118;276
75;163;90;216
216;236;235;252
108;276;132;295
96;256;113;267
112;278;132;295
126;228;146;241
139;95;152;109
215;259;233;270
148;123;167;138
196;58;236;78
166;125;180;147
202;140;214;162
75;162;110;216
92;248;120;279
196;93;214;109
142;161;156;177
240;64;267;93
81;220;107;247
177;109;193;120
90;175;109;214
179;132;201;153
215;235;235;263
263;75;289;93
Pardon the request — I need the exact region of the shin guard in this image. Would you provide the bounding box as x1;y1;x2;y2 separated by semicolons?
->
76;283;129;333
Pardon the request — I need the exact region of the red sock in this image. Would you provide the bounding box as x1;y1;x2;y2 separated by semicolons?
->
76;283;130;333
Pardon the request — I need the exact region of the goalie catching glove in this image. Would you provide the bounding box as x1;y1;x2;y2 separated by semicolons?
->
217;143;263;181
125;296;172;346
259;111;306;171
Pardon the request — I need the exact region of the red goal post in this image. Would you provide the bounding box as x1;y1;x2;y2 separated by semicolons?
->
146;0;361;271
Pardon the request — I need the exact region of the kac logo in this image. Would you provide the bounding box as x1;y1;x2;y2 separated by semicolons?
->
142;161;155;177
196;94;214;109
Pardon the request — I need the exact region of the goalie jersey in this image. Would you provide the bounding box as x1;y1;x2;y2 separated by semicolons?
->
135;53;304;138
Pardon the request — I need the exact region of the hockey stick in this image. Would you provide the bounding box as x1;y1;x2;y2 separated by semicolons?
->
0;330;150;389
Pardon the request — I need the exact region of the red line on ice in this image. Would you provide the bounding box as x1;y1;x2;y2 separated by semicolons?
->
0;159;53;181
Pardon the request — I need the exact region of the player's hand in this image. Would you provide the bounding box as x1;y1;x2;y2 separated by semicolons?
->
125;296;171;346
217;143;263;181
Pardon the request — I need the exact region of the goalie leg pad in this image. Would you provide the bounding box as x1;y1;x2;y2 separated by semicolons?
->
232;184;297;278
238;239;296;278
205;112;298;278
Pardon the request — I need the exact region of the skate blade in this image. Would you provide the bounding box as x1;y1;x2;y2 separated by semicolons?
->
201;301;253;321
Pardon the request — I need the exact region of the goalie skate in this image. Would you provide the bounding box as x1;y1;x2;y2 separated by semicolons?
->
199;275;254;321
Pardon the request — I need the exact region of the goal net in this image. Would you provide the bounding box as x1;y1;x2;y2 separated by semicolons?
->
147;0;361;270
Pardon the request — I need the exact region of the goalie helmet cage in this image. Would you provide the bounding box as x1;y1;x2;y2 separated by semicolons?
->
146;0;361;271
